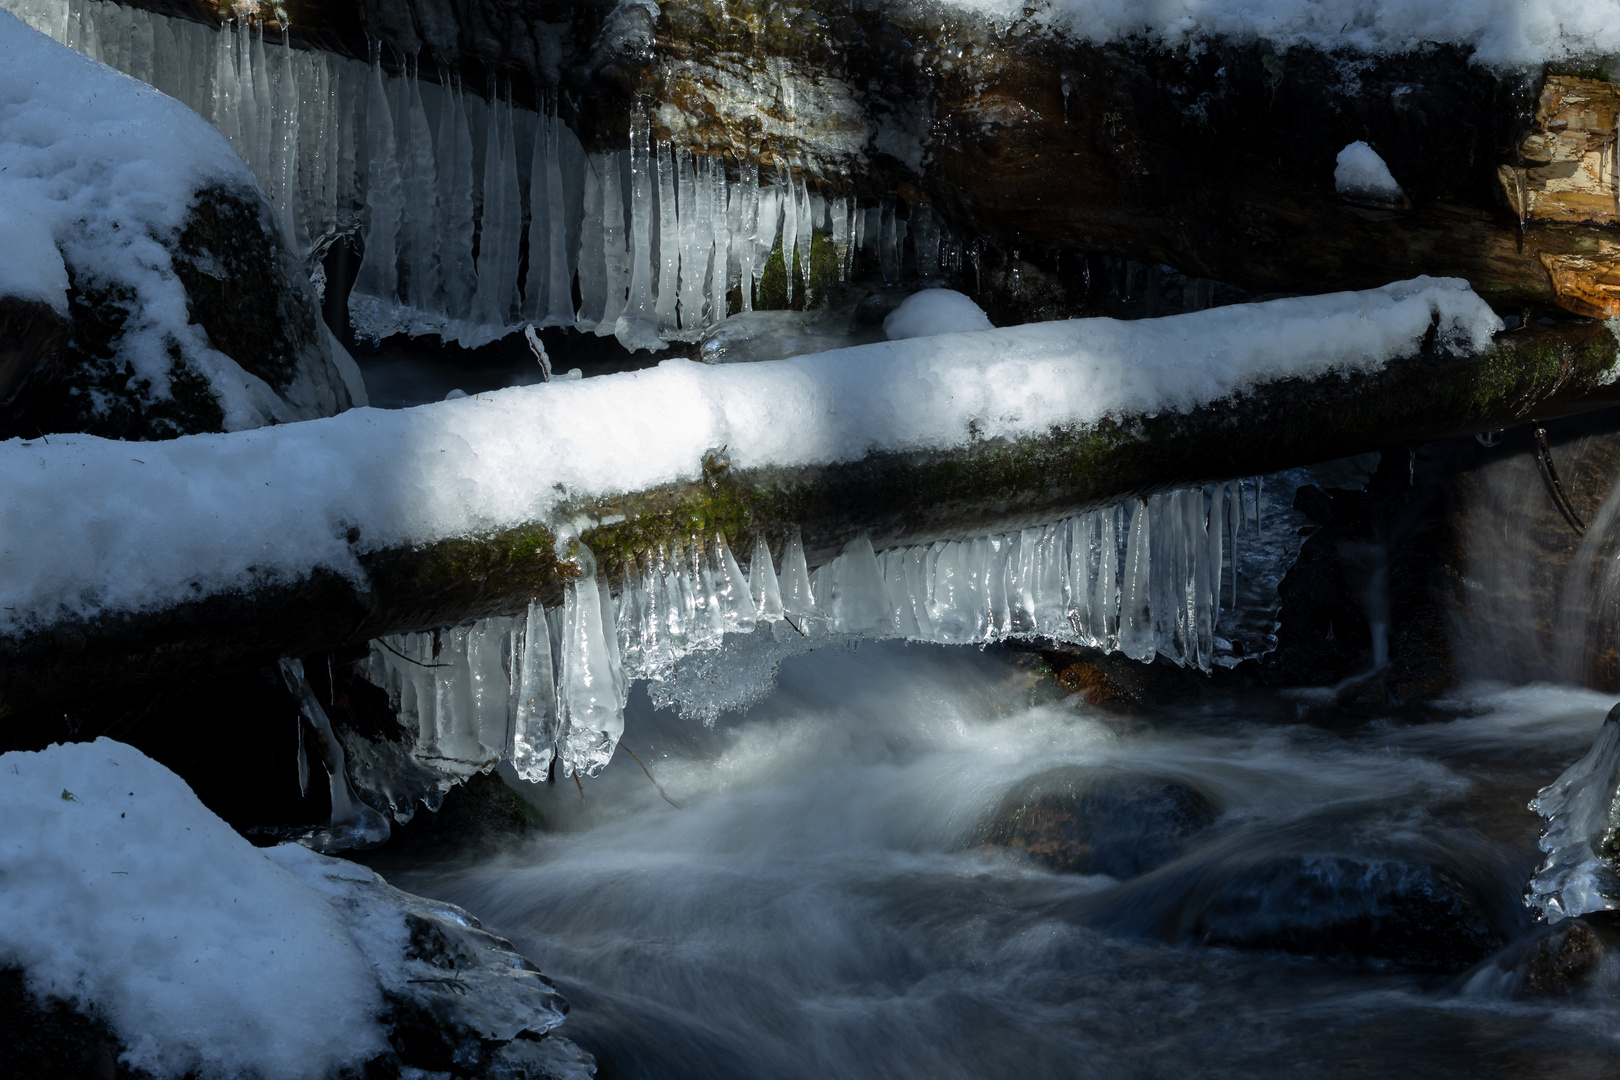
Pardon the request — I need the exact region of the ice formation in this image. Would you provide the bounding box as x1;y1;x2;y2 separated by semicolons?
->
1334;141;1404;207
1;0;866;352
1526;703;1620;921
362;484;1251;792
0;276;1501;636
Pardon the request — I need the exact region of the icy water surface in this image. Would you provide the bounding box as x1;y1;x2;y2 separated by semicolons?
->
391;643;1620;1079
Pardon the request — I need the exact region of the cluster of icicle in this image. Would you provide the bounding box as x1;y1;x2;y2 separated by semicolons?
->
1525;703;1620;921
363;484;1243;793
2;0;961;351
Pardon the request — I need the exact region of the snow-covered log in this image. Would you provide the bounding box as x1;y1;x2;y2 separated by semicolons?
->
1;279;1617;720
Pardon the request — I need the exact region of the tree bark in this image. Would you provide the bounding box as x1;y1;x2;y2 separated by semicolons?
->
3;320;1618;723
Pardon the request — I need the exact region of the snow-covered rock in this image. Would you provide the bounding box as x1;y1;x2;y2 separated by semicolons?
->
0;11;358;440
0;738;591;1079
1335;142;1406;209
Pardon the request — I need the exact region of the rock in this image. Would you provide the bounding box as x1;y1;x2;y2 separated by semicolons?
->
1090;852;1508;971
1466;914;1620;998
5;184;359;441
0;295;70;417
983;767;1217;878
0;966;129;1080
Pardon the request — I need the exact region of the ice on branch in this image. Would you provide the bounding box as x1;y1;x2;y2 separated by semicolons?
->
361;486;1251;797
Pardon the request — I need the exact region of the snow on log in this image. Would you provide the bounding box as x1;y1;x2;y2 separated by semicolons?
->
1;279;1616;720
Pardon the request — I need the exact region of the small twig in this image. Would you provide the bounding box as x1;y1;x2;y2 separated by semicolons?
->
573;770;586;804
781;613;806;637
379;638;449;668
618;740;682;809
1533;422;1587;535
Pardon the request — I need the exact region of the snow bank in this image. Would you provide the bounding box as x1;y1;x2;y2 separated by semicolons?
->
940;0;1620;68
0;738;388;1079
0;11;298;429
884;289;995;340
0;277;1499;632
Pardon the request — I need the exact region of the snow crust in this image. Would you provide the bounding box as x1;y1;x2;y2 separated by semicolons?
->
0;738;388;1079
939;0;1620;68
883;288;994;340
1335;141;1403;203
0;277;1499;633
0;11;302;429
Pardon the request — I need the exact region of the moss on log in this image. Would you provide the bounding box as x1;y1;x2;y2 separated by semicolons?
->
2;319;1618;722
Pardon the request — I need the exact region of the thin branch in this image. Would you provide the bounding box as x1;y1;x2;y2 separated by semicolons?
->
618;740;682;809
379;638;449;668
782;613;806;637
573;770;586;804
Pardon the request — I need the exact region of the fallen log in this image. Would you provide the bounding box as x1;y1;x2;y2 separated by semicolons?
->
1;283;1617;722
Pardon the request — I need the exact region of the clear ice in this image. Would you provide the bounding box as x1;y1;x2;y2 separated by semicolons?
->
360;486;1254;806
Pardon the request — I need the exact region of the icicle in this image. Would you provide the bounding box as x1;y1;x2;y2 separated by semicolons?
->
614;112;665;351
598;149;630;337
712;534;754;631
828;533;893;635
779;524;818;620
350;43;404;343
749;533;785;621
557;542;626;778
878;196;899;283
795;167;814;301
436;80;477;331
654;140;681;337
675;146;702;334
831;196;850;282
737;160;760;313
280;658;391;852
913;203;940;279
709;156;731;325
466;86;523;347
512;599;558;782
1118;499;1156;662
777;161;797;304
754;182;781;297
398;56;443;331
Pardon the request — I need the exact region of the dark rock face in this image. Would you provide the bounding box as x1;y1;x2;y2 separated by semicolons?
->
0;967;132;1080
0;295;70;416
984;768;1217;878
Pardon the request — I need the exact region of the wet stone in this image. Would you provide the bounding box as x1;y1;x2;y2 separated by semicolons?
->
1182;855;1504;971
984;768;1217;878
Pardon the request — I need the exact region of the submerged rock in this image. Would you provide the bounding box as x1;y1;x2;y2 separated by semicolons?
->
983;768;1217;878
1464;914;1620;999
1088;850;1508;971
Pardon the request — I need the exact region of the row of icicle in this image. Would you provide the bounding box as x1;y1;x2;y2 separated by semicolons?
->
7;0;961;352
363;484;1248;796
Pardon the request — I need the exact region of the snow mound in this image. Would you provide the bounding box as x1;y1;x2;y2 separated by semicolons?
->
1335;142;1404;205
0;277;1499;634
0;738;388;1079
939;0;1620;68
883;289;995;340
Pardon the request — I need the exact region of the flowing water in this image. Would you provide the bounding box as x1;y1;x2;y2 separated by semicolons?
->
389;641;1620;1079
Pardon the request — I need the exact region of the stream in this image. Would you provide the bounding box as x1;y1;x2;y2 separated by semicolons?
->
388;641;1620;1079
